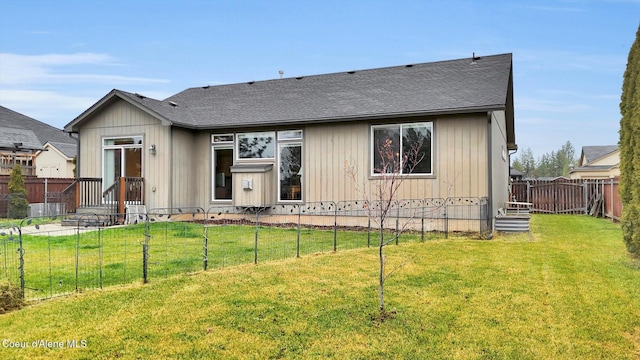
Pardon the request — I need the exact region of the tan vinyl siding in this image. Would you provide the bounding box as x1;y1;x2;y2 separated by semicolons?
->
193;132;214;210
303;114;488;203
490;110;510;216
77;100;171;209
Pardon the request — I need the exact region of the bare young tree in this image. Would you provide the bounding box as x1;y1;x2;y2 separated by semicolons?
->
344;136;426;318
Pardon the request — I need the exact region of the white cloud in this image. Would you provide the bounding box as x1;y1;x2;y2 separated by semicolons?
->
516;96;594;113
0;89;99;127
0;52;169;85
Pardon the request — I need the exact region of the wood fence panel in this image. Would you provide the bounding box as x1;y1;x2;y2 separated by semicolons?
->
511;178;621;218
0;176;75;203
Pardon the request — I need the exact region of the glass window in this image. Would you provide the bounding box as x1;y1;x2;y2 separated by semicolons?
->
371;122;432;175
237;132;275;159
102;136;143;192
212;134;234;143
212;147;233;201
278;130;303;140
279;143;302;201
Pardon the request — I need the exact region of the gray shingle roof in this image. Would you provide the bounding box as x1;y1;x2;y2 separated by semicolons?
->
0;105;77;149
0;127;43;151
66;53;514;143
582;145;619;164
166;53;513;128
46;141;78;158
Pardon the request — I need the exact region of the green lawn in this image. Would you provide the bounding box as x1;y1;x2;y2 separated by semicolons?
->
3;220;428;300
0;215;638;359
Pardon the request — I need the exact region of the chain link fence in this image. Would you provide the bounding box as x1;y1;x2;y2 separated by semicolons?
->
0;197;489;300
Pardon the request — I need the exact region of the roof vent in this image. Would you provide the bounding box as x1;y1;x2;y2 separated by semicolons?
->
347;70;356;74
296;76;303;80
134;93;146;99
471;52;481;64
248;81;255;85
202;85;210;89
405;64;414;68
168;101;178;107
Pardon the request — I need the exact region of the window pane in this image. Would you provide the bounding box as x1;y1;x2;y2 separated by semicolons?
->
238;132;275;159
214;148;233;200
124;148;142;177
372;126;400;174
402;124;432;174
278;130;303;140
213;134;234;143
279;144;302;201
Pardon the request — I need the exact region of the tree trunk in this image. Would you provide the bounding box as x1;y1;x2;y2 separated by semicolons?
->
379;224;385;313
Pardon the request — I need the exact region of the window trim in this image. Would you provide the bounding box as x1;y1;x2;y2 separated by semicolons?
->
211;145;233;202
370;122;433;177
236;131;276;161
277;142;303;202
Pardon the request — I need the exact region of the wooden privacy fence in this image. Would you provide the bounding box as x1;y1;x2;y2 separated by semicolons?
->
0;176;75;217
511;178;621;220
0;176;75;203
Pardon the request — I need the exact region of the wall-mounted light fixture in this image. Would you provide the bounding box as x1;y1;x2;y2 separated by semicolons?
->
149;144;156;155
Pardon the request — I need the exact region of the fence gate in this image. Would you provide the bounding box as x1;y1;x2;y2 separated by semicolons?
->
532;180;585;214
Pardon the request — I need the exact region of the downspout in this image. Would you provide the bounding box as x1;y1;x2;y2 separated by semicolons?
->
169;127;173;210
486;112;494;238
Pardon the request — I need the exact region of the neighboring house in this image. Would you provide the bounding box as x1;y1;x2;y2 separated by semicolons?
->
510;167;524;181
64;53;516;231
0;106;77;178
0;127;43;176
569;145;620;179
37;141;77;178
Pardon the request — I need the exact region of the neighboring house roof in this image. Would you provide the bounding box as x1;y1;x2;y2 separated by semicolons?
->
44;141;78;158
65;53;515;146
571;165;617;172
0;127;43;151
510;167;524;176
0;105;77;151
581;145;619;165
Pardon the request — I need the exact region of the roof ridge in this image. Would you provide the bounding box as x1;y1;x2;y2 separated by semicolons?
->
177;53;513;93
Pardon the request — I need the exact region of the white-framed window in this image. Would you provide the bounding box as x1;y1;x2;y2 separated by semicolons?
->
237;131;275;160
278;142;302;202
212;130;304;202
102;136;143;191
371;122;432;175
278;130;303;140
211;134;235;201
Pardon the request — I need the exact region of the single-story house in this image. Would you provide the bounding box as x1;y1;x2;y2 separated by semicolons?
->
64;53;516;231
0;105;77;178
569;145;620;179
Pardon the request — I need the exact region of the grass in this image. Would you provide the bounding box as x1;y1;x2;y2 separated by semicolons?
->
0;215;638;359
1;220;428;299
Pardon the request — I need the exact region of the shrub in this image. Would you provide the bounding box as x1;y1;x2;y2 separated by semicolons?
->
0;281;23;314
7;164;29;219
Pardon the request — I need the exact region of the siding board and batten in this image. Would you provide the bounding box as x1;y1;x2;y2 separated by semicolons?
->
65;54;515;232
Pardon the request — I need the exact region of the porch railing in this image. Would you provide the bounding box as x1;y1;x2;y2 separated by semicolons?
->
60;177;144;214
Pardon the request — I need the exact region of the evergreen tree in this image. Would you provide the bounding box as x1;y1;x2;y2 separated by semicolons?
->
619;24;640;256
512;147;536;178
8;164;29;219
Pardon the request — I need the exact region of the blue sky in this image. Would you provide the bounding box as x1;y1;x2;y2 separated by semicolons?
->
0;0;638;158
